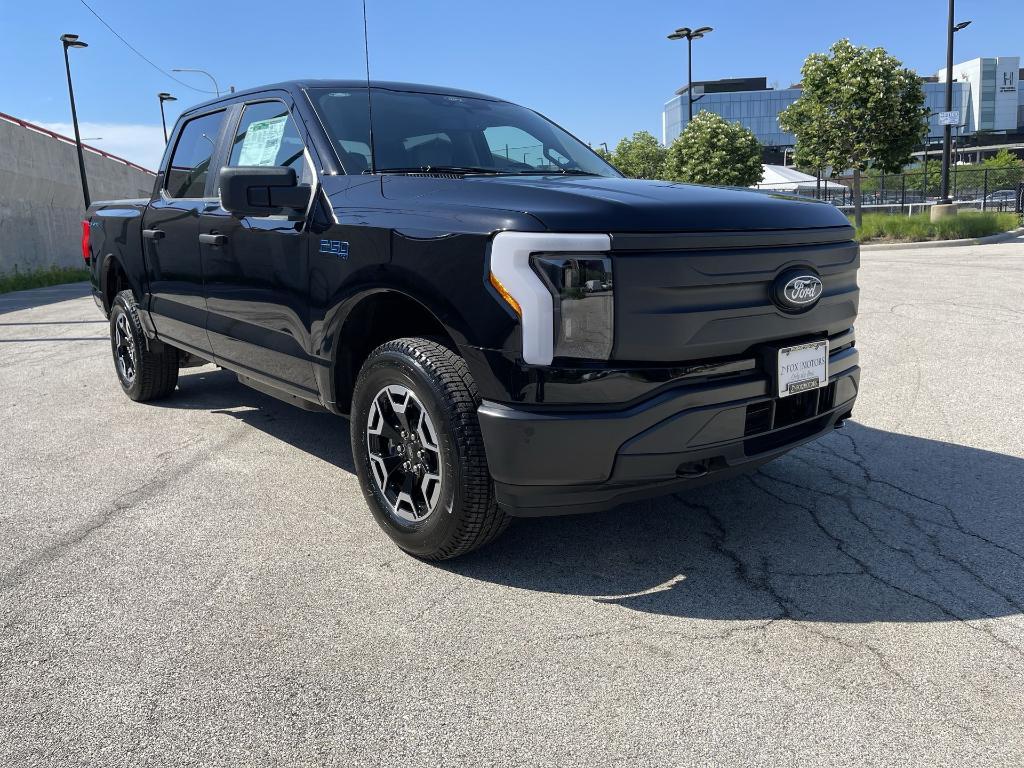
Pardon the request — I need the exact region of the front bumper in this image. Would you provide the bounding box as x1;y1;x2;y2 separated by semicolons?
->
477;343;859;517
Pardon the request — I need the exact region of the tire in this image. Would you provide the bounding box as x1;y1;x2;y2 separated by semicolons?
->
109;289;179;402
350;337;510;560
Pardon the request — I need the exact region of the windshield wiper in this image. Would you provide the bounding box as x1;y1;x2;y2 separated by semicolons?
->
509;169;598;176
373;166;508;175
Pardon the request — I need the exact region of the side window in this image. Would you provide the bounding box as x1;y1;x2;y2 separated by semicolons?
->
227;101;308;181
165;111;225;198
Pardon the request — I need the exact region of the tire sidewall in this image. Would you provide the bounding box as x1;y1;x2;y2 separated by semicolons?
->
351;348;471;557
109;295;144;400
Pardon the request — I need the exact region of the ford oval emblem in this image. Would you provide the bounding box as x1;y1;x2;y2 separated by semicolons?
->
773;269;823;311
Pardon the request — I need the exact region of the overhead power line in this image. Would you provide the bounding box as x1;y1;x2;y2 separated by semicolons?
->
77;0;217;95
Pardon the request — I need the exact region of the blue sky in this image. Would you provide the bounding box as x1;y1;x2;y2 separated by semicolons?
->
2;0;1021;169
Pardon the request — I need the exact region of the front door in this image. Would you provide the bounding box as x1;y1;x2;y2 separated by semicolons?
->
200;99;318;397
142;109;227;356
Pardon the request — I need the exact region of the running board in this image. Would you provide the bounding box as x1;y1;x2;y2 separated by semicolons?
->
236;373;327;412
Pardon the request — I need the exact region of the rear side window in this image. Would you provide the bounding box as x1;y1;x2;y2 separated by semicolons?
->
165;111;225;198
227;101;308;180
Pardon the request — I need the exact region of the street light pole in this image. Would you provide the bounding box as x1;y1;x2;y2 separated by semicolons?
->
172;68;222;97
938;4;972;207
60;33;90;209
668;27;713;125
687;36;694;122
158;93;177;143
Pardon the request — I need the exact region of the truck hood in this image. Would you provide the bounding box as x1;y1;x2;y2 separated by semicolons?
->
379;174;851;233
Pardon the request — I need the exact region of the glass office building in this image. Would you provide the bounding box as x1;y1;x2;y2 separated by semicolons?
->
921;81;971;139
663;83;801;148
664;60;1021;149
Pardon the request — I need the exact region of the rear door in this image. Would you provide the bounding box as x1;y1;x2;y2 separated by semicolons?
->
200;97;318;397
142;109;227;355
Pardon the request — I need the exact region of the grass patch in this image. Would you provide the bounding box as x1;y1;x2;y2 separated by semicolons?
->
0;265;90;294
855;211;1020;243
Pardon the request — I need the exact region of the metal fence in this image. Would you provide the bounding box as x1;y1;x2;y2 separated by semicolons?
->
754;167;1024;215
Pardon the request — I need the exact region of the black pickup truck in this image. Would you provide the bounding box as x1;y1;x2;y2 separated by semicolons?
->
84;80;859;559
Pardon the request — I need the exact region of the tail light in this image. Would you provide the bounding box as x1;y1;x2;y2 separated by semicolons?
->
81;220;91;265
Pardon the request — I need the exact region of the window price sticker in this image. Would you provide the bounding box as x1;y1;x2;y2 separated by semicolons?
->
238;116;288;166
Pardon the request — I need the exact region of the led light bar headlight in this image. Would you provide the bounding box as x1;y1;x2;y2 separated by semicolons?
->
530;253;614;361
489;232;612;365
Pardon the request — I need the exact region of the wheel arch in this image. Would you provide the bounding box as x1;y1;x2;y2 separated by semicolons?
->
322;288;464;416
99;254;134;314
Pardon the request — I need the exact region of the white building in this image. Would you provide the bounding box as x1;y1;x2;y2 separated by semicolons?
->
936;56;1021;134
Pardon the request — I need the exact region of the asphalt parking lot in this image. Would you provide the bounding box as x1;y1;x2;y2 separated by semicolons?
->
2;237;1023;767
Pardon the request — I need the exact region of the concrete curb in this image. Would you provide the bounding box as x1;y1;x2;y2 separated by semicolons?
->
861;226;1024;251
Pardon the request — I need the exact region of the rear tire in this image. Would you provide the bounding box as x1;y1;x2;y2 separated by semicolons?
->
351;337;509;560
109;289;179;402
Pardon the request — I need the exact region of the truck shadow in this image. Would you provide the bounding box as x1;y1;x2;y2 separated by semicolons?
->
0;282;92;316
167;368;1024;624
448;422;1024;624
164;367;356;472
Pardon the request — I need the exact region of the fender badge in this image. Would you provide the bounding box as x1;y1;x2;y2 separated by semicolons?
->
319;239;349;259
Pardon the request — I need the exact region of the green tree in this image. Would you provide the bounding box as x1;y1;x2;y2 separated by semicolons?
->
663;111;763;187
612;131;667;179
592;144;614;165
982;149;1024;190
779;39;928;227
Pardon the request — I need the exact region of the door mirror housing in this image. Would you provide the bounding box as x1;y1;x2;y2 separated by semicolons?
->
219;166;311;217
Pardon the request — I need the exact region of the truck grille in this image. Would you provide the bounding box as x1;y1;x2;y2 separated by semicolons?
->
609;228;859;363
742;382;837;454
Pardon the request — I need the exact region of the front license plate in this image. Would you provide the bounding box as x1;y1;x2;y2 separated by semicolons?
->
777;340;828;398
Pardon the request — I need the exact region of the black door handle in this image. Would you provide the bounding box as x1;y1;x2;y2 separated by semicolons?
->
142;229;165;240
199;233;228;246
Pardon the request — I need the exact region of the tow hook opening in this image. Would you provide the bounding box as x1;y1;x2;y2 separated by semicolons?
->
676;461;710;480
834;410;853;430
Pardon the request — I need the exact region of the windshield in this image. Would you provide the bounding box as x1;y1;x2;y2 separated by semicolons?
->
309;87;620;177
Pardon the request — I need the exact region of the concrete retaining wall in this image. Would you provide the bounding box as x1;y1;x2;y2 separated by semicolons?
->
0;116;156;274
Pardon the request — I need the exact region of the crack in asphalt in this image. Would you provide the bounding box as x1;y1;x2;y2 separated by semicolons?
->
811;434;1024;563
750;469;1024;657
569;419;1021;668
750;434;1024;659
785;435;1024;618
0;433;242;593
689;495;792;622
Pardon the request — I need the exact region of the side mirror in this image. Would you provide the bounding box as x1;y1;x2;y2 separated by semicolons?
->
219;166;311;217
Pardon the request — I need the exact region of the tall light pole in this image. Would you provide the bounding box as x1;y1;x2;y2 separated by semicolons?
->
668;26;713;123
158;92;177;143
172;68;222;97
938;3;972;208
60;33;90;209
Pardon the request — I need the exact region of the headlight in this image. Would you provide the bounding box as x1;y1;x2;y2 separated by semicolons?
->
488;232;612;365
530;254;613;360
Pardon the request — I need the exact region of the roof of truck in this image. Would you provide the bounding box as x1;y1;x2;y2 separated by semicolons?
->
185;80;503;114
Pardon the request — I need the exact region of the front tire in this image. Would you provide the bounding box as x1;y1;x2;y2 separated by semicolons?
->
109;290;179;401
351;338;509;560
